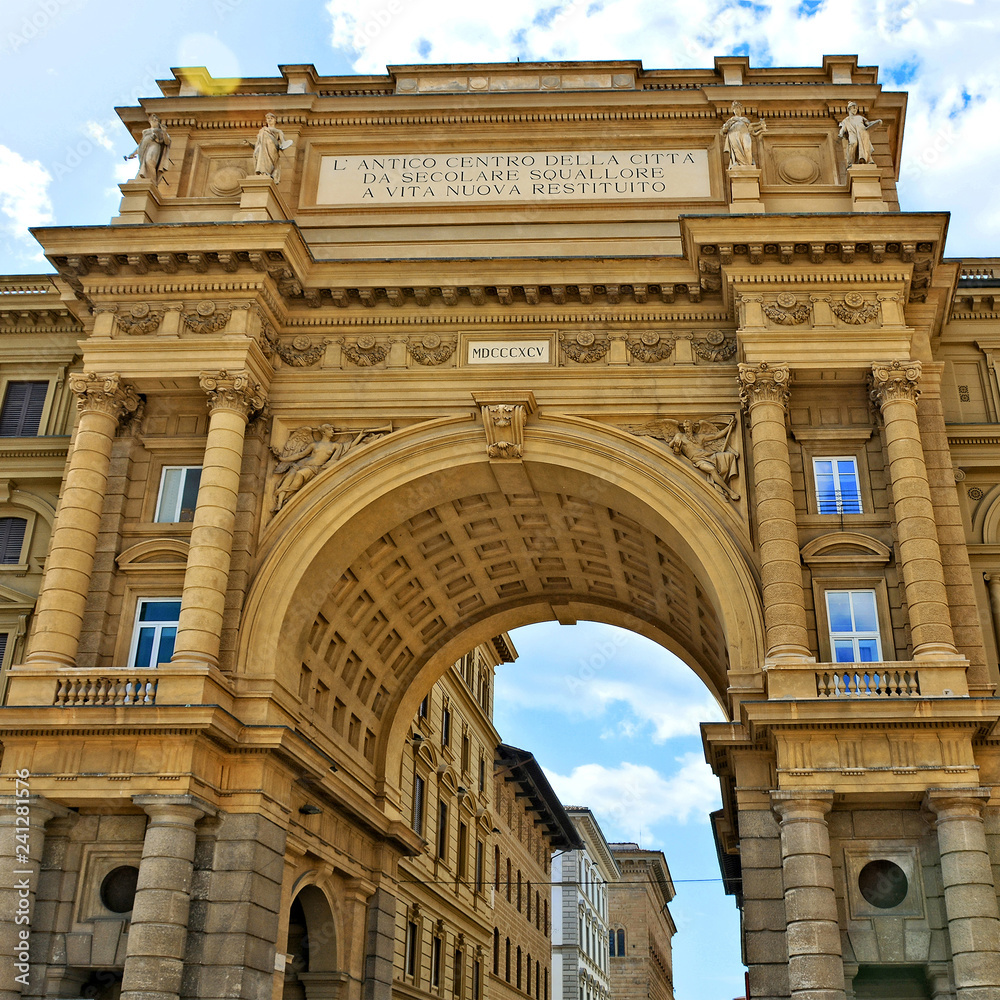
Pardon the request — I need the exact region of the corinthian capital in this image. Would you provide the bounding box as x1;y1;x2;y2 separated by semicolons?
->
870;360;921;409
199;370;266;418
737;362;790;411
69;372;140;421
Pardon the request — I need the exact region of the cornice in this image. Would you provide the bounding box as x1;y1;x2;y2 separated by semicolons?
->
284;309;731;327
946;424;1000;447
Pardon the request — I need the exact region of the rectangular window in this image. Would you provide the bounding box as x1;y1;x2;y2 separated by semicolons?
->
457;822;468;879
128;598;181;669
441;706;451;747
479;757;485;793
0;381;46;436
813;457;862;514
462;733;470;772
155;466;202;522
418;695;428;718
826;590;881;662
472;960;481;1000
437;800;448;862
0;633;8;667
455;949;464;1000
413;774;426;835
405;920;418;978
432;936;442;989
0;517;27;564
475;839;484;893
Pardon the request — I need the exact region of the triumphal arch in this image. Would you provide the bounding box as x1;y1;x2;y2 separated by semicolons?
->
2;55;1000;1000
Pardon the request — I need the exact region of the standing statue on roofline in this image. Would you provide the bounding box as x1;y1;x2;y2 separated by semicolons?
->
720;100;767;168
249;113;294;183
125;113;171;186
839;101;883;165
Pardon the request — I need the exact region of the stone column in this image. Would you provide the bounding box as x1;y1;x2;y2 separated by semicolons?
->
772;791;845;1000
24;373;139;666
738;362;811;660
170;371;265;670
870;361;958;658
120;795;213;1000
362;887;398;1000
984;574;1000;659
0;795;69;1000
925;788;1000;998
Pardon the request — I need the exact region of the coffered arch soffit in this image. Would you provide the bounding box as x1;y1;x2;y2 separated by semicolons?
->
239;415;763;770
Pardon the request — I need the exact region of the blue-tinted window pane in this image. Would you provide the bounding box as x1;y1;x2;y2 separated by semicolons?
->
857;639;879;662
155;627;177;665
139;600;181;622
827;593;853;633
834;639;855;663
836;461;861;512
852;591;878;632
134;627;155;669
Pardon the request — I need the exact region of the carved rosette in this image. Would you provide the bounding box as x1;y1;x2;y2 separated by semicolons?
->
199;370;267;419
692;330;737;362
182;301;233;335
870;360;921;409
626;332;675;363
341;335;390;367
762;292;811;325
408;335;457;366
473;391;537;461
737;361;791;410
560;332;609;364
117;302;164;335
276;336;329;367
69;372;141;421
832;292;879;325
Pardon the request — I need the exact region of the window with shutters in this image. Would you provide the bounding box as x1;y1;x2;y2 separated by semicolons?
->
0;633;8;669
155;466;202;522
0;518;27;565
0;382;47;436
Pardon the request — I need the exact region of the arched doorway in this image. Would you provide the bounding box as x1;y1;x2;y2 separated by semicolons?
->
283;884;345;1000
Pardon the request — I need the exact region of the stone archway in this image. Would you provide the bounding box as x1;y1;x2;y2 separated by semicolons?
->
238;414;764;812
283;884;345;1000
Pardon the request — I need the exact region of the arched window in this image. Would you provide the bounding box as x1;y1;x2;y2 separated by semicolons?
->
493;928;500;975
517;870;522;912
516;946;522;990
527;880;532;920
505;938;511;982
617;929;625;956
506;859;512;901
495;846;501;892
526;954;531;996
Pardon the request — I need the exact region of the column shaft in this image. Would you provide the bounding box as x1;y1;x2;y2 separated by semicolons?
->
0;796;67;1000
25;374;138;666
120;796;210;1000
871;361;957;658
171;371;264;669
738;363;811;660
772;791;845;1000
926;788;1000;999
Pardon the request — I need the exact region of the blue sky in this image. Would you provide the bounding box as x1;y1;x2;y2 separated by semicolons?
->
3;2;999;997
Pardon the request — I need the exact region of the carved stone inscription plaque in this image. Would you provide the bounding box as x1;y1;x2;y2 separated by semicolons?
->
467;340;550;364
316;149;710;204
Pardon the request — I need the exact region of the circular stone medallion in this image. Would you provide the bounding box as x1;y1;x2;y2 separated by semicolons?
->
858;859;908;909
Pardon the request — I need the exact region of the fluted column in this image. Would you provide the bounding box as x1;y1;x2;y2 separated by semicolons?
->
120;795;213;1000
870;361;958;658
25;373;139;666
0;795;69;1000
170;370;265;669
772;791;845;1000
925;788;1000;998
738;362;811;660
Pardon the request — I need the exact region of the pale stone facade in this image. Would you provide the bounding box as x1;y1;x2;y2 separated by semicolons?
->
1;54;1000;1000
606;845;675;1000
551;809;618;1000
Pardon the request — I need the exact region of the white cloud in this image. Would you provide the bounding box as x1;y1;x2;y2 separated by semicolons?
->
499;623;725;743
324;0;1000;255
83;120;116;152
0;145;52;255
544;754;721;836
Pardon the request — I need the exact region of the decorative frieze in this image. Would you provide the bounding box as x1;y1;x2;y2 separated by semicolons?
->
182;301;232;335
692;330;737;362
762;292;810;325
560;331;610;363
116;302;163;335
341;335;390;366
831;292;879;325
626;331;675;363
275;335;329;367
407;335;457;366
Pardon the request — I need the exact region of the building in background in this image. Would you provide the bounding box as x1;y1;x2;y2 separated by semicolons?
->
607;844;676;1000
492;744;582;1000
551;807;619;1000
